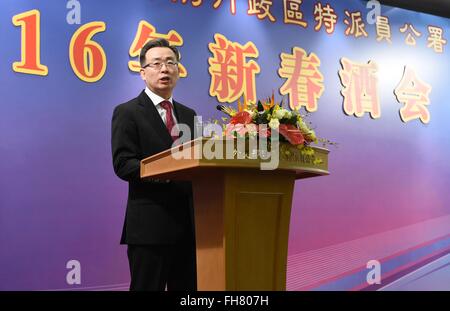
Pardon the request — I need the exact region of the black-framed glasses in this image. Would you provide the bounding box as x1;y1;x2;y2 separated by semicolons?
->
142;60;179;70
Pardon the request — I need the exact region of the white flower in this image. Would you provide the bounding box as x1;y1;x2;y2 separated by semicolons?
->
297;119;308;132
274;109;284;120
268;118;280;129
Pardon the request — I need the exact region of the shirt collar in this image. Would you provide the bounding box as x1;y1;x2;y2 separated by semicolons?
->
144;87;173;107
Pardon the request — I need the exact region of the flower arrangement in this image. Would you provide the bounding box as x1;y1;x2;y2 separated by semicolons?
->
216;93;327;152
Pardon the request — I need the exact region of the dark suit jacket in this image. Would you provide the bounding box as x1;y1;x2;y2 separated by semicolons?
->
111;90;197;245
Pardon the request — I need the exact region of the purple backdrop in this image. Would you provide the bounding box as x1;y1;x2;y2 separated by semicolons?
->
0;0;449;290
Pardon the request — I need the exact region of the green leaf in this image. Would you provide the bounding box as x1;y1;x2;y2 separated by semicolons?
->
257;100;264;112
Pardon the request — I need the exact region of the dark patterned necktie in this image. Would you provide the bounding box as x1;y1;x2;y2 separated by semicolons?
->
160;100;178;141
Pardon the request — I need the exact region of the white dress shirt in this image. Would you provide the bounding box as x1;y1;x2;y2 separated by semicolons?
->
144;87;178;125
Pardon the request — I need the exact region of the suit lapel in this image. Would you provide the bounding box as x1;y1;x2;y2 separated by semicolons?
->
137;91;173;147
173;100;195;140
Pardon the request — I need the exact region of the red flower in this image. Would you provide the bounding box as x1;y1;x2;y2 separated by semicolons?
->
230;111;252;125
278;124;305;145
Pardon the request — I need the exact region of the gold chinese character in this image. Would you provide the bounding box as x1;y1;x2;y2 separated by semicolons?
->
344;10;368;38
394;66;431;124
314;3;337;34
338;58;380;118
375;16;392;43
128;21;187;77
278;47;324;112
283;0;307;28
171;0;202;7
247;0;276;22
213;0;237;14
427;26;447;53
399;23;421;46
208;33;260;103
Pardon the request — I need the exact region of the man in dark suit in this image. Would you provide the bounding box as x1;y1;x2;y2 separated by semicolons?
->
111;38;197;291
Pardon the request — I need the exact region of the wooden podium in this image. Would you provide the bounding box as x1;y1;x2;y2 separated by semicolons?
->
141;138;329;290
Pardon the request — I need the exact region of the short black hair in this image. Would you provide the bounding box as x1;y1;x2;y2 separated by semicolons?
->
139;38;180;67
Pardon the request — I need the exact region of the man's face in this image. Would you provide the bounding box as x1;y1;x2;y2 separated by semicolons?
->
140;47;179;99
